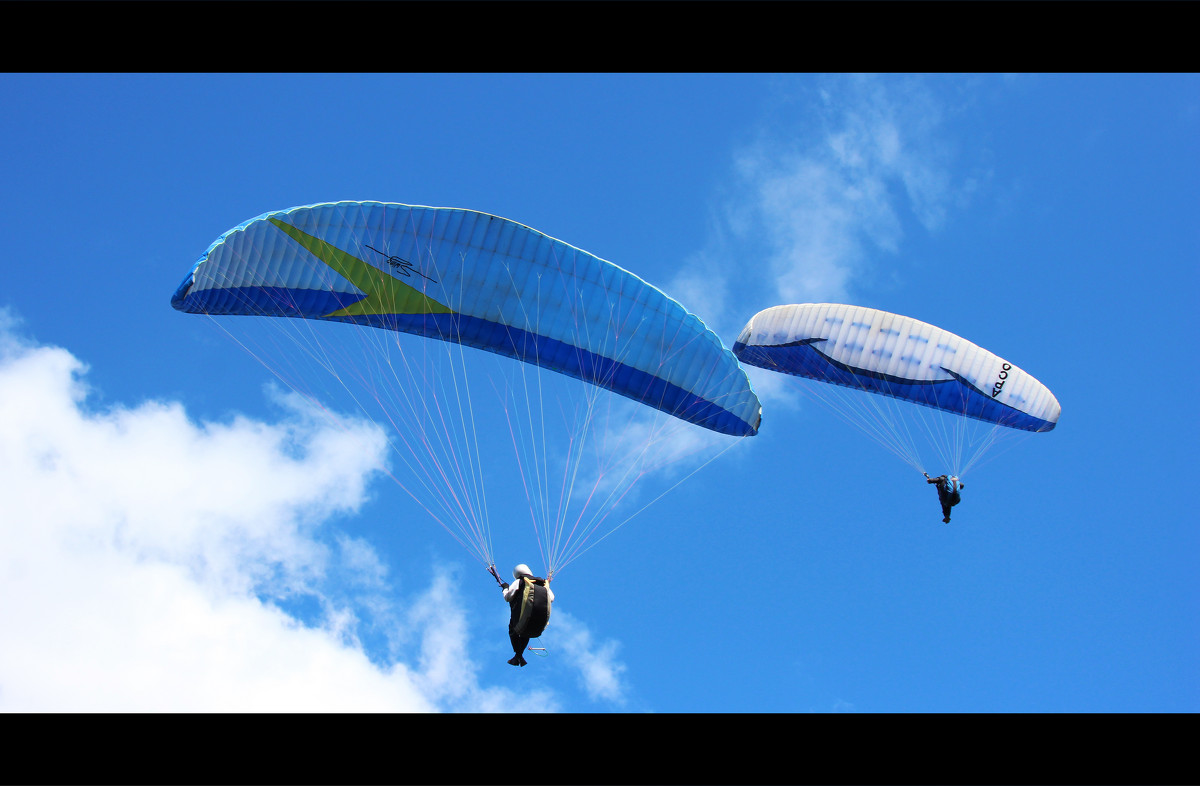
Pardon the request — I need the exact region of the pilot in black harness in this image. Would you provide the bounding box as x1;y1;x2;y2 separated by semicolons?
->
925;472;964;523
494;564;554;667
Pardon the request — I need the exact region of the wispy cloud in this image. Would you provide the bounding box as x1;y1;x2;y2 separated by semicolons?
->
548;611;628;705
739;75;964;307
0;312;623;711
671;74;973;338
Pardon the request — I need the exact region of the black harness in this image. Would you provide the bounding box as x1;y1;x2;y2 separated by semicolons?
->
509;575;552;639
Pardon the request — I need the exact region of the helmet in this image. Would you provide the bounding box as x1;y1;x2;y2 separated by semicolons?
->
513;564;532;580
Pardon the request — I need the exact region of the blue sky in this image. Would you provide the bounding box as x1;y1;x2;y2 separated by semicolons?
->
0;73;1195;717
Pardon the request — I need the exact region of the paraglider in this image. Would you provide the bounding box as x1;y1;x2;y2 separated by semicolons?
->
498;564;553;667
925;473;963;523
172;201;761;587
733;303;1060;513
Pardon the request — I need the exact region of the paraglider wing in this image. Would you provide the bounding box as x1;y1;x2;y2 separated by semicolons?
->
172;201;761;437
732;304;1060;432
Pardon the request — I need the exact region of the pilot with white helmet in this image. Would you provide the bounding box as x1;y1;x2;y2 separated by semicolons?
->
500;564;554;666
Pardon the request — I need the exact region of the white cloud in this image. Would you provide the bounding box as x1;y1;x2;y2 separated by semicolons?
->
681;75;973;327
743;152;882;305
546;611;628;705
737;76;962;306
0;315;617;711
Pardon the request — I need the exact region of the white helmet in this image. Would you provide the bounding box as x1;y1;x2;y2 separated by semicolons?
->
513;564;532;580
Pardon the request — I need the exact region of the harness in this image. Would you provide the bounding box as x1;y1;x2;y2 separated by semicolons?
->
509;575;552;639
